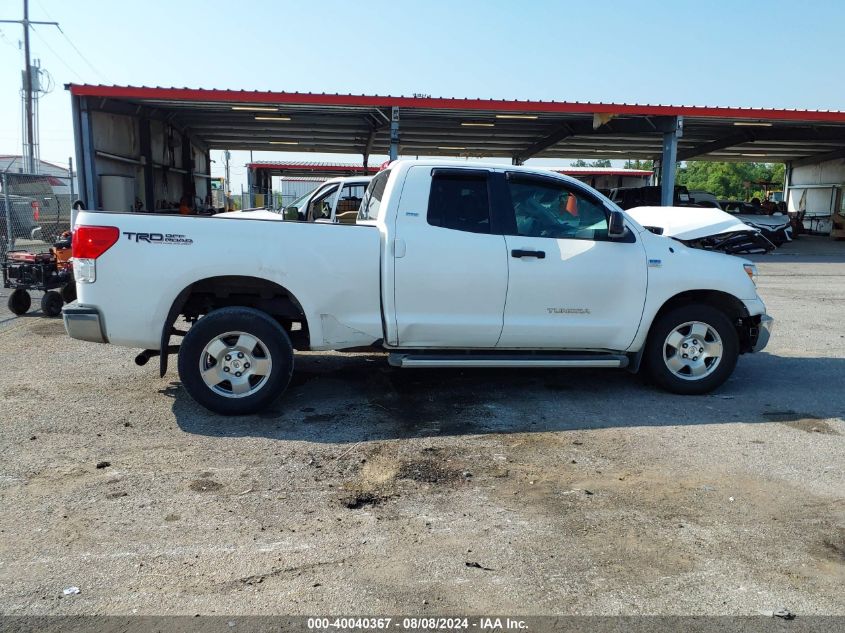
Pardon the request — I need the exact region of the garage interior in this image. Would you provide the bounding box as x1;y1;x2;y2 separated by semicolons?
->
67;84;845;231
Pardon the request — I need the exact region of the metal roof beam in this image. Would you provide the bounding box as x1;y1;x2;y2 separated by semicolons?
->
513;116;679;163
513;123;575;164
673;131;755;161
792;146;845;168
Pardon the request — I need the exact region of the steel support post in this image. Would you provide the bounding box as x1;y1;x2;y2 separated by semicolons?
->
389;107;400;161
783;161;792;209
660;116;683;206
139;119;155;211
78;97;98;209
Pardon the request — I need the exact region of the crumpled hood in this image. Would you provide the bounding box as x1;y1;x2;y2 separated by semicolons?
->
212;209;283;221
626;206;756;240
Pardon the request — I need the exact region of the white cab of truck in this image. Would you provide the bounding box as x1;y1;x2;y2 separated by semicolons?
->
64;159;772;415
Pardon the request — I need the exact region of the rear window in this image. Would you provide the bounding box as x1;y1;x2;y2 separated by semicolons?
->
358;170;390;221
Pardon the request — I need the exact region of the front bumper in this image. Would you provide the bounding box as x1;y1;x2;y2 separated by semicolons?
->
62;302;107;343
752;315;773;352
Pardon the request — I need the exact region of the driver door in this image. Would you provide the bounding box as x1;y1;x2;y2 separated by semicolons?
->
496;173;647;351
306;184;340;222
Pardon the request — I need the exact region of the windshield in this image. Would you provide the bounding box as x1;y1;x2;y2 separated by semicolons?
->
284;190;316;213
358;170;390;221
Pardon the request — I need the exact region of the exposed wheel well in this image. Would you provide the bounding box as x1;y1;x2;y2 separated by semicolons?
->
654;290;749;323
651;290;757;354
158;276;309;377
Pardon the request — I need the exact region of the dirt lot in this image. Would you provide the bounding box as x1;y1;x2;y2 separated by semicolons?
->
0;237;843;616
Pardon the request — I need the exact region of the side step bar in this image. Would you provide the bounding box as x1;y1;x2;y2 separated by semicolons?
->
388;353;628;369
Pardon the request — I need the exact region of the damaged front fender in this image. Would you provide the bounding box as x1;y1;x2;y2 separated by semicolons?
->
627;206;775;254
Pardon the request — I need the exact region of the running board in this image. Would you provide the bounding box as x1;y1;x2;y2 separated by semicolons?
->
388;353;628;369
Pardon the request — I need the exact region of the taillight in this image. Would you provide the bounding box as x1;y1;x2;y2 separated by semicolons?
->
73;226;119;259
72;226;119;284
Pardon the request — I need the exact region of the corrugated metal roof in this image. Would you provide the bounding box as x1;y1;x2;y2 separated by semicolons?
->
67;84;845;121
66;84;845;163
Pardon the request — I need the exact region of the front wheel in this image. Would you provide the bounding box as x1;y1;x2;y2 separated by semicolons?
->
644;304;739;395
177;307;294;415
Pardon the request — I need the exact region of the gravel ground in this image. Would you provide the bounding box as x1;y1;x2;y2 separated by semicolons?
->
0;236;843;616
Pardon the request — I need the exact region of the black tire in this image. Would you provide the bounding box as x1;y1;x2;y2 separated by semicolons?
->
40;291;64;317
177;307;294;415
644;304;739;395
8;289;31;315
61;283;76;304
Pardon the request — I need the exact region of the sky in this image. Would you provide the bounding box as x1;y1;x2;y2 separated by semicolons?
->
1;0;844;190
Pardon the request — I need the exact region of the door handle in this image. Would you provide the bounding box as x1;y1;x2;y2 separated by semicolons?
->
511;249;545;259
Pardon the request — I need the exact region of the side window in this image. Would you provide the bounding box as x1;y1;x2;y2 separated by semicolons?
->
307;184;338;221
427;172;490;234
506;177;608;241
335;183;366;224
358;171;390;221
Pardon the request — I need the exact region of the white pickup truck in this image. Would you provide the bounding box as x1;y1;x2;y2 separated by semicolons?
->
64;159;772;415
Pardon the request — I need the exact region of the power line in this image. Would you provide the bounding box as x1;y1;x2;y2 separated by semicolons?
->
30;22;83;81
54;23;108;82
35;0;108;82
0;25;19;49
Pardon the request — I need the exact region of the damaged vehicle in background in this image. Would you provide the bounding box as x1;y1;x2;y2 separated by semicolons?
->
626;206;775;254
720;200;793;246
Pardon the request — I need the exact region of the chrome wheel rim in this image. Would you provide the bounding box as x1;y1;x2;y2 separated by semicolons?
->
199;330;272;398
662;321;723;381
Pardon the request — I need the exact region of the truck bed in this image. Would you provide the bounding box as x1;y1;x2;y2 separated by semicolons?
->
73;210;383;350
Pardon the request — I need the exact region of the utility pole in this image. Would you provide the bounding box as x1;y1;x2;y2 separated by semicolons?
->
22;0;33;173
0;0;59;173
224;150;231;211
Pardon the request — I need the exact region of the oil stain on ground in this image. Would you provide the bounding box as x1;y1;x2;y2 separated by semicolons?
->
763;410;841;435
189;479;223;492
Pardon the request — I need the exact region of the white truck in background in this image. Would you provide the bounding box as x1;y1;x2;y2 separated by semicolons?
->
282;175;372;223
63;160;772;415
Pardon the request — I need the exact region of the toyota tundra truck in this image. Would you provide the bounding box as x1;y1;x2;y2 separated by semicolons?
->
63;159;772;415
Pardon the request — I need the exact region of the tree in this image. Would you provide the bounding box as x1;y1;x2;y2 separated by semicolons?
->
570;159;612;167
675;161;785;200
624;159;654;170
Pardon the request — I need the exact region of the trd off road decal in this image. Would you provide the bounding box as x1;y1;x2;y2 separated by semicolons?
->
123;232;193;245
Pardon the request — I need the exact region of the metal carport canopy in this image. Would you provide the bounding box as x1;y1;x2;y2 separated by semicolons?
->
67;84;845;164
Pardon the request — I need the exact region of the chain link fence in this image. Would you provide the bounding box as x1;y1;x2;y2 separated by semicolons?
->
1;169;74;257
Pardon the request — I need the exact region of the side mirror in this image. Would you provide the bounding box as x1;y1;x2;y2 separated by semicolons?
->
608;210;627;239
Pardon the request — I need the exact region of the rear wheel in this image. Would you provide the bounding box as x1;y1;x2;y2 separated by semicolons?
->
177;307;294;415
40;291;64;317
8;289;31;315
645;304;739;395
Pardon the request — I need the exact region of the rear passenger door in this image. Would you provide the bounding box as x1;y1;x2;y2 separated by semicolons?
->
392;166;509;348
